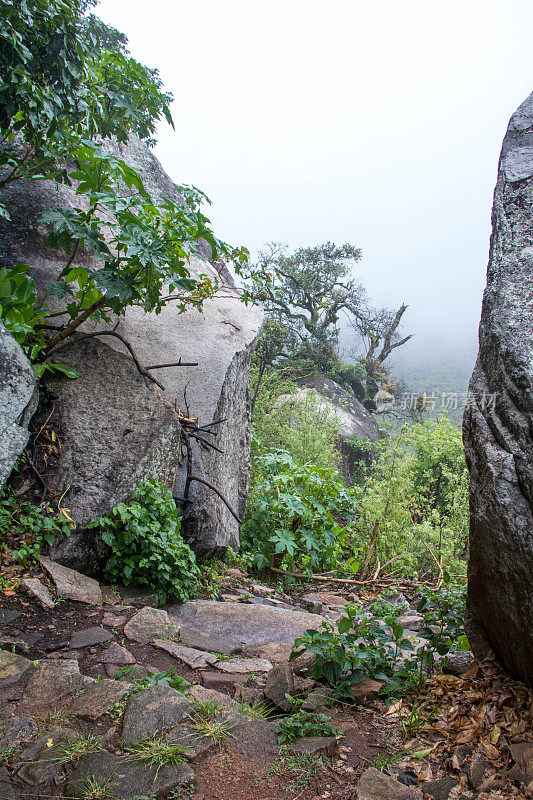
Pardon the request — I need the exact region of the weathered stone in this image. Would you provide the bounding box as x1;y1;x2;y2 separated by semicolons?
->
69;626;113;649
99;642;136;665
17;727;80;785
356;768;421;799
117;585;159;608
41;338;182;569
123;606;177;644
301;687;333;711
21;577;54;609
69;679;130;719
0;610;20;626
288;736;339;757
165;723;217;761
507;742;533;784
0;634;29;654
281;374;380;477
167;600;325;648
0;649;33;689
0;136;261;563
152;639;218;668
398;615;424;631
216;657;272;674
463;90;533;680
19;659;94;712
422;776;459;800
0;716;37;751
66;751;195;800
120;684;192;745
0;769;14;800
39;557;102;605
0;321;38;488
442;651;474;676
300;594;325;614
245;641;294;664
189;685;240;710
351;678;383;702
101;612;127;628
178;624;242;655
264;663;295;711
224;719;279;776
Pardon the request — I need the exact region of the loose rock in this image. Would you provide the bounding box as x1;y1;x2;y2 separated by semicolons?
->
357;767;421;799
69;626;113;649
120;684;192;745
69;679;130;719
123;606;177;644
21;578;54;610
264;662;295;711
0;649;33;689
216;657;273;674
39;557;102;605
153;639;218;668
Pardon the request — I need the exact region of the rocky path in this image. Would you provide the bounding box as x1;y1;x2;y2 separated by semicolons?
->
0;560;530;800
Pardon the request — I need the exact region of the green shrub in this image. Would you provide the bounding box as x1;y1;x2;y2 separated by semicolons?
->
241;451;356;573
0;488;71;565
89;479;200;604
291;582;468;699
350;416;469;579
276;710;342;744
250;369;341;472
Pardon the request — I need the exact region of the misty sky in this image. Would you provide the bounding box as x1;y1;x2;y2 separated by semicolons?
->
96;0;533;368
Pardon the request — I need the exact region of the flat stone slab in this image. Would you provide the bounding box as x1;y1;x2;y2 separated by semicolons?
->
357;768;419;800
123;606;177;644
22;578;55;609
19;659;94;712
39;557;102;605
216;657;273;674
165;724;218;761
167;601;325;648
16;727;80;785
179;624;242;655
66;751;195;800
189;685;240;711
70;679;130;719
69;626;113;649
153;639;218;668
99;642;136;665
121;684;193;745
0;649;33;689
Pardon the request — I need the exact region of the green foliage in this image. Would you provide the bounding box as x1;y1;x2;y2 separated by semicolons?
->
276;710;342;744
0;0;251;369
251;374;341;470
263;747;324;792
242;451;356;573
88;479;200;605
350;417;469;579
291;586;467;699
0;488;71;565
124;737;187;771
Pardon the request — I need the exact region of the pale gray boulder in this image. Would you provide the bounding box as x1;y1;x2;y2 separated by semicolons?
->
278;374;380;478
0;322;38;487
464;91;533;681
0;137;262;561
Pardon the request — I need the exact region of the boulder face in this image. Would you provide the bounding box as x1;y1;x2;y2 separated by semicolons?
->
463;91;533;680
0;322;38;488
287;374;380;478
0;137;262;561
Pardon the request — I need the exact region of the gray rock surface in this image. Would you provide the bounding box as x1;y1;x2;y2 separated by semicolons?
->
66;751;195;800
42;337;181;568
0;322;38;488
18;659;94;712
69;679;130;719
123;606;177;644
21;578;54;610
280;374;380;478
0;136;262;562
39;557;102;604
152;639;218;668
0;649;33;689
264;662;295;711
167;600;325;648
463;91;533;680
121;684;192;744
356;768;420;799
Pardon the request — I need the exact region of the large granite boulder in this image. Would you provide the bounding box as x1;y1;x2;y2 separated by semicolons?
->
463;91;533;680
0;137;262;561
279;374;380;478
0;322;38;487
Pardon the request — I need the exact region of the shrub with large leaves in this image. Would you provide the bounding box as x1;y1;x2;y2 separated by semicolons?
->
88;479;200;605
241;451;356;572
